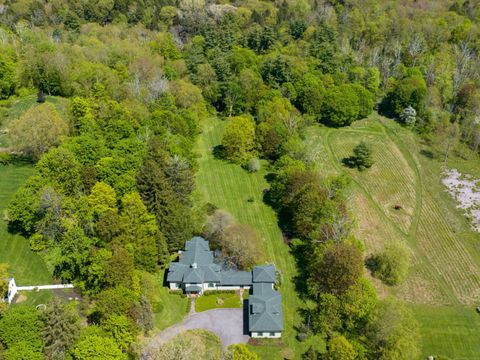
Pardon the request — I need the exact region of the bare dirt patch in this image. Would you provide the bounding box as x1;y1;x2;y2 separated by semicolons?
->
442;168;480;232
14;294;27;303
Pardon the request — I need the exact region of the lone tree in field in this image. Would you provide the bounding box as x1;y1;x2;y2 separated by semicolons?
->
10;103;68;160
352;141;374;171
221;115;256;163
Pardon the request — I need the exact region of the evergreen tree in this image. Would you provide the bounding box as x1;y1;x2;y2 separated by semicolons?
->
43;298;80;360
352;142;374;171
137;138;194;251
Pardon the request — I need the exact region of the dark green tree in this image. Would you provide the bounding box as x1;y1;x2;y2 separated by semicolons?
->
43;298;81;360
307;243;363;297
352;142;374;171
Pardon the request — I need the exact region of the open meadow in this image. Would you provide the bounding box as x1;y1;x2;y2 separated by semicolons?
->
195;117;325;359
306;114;480;359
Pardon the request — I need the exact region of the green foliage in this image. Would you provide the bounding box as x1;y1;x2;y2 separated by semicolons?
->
0;306;44;351
368;299;421;360
0;264;8;303
101;315;137;351
70;331;127;360
307;243;363;297
36;147;81;195
322;84;370;127
221;115;256;163
43;298;80;360
384;74;427;118
326;336;356;360
261;55;294;87
351;142;374;171
226;344;260;360
0;52;16;99
93;286;138;322
88;182;117;216
3;341;43;360
9;103;69;160
137;138;194;251
369;243;410;286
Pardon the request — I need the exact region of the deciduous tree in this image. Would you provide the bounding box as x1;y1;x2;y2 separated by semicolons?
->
10;103;69;160
221;115;256;163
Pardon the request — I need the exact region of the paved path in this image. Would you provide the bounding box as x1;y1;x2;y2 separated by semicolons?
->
142;308;249;357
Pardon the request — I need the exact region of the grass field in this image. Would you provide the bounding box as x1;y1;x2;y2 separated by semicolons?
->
0;164;52;285
150;271;189;331
306;114;480;359
195;117;324;359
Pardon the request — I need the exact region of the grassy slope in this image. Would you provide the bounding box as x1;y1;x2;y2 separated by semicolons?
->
151;271;189;331
0;165;52;285
195;117;322;359
307;114;480;359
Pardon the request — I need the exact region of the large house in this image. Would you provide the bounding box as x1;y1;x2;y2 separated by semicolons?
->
167;236;283;338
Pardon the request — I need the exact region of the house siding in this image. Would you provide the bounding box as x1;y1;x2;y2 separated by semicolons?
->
251;332;281;338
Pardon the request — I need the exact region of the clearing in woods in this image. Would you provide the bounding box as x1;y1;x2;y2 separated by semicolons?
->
307;114;480;359
195;117;325;359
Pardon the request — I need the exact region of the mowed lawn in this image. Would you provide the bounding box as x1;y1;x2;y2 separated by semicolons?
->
308;114;480;359
195;118;318;358
0;164;52;285
411;305;480;359
195;292;242;312
150;271;189;331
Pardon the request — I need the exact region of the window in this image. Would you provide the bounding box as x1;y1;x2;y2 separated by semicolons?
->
269;332;275;337
257;332;263;337
209;283;215;288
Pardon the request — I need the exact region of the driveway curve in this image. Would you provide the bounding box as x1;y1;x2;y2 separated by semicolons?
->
142;308;249;357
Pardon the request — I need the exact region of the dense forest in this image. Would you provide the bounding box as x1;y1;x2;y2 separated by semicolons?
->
0;0;479;359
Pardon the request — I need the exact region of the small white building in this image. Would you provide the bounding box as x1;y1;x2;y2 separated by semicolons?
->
2;278;17;304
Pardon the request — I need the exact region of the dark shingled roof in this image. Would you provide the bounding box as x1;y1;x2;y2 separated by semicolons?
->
220;271;253;286
252;265;276;283
180;237;214;265
249;283;283;332
168;237;283;334
167;237;222;284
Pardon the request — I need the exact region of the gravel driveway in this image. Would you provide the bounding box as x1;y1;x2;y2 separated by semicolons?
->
142;308;249;357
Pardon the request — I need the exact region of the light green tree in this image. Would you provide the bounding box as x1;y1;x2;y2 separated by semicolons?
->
88;182;118;216
221;115;256;163
70;334;127;360
225;344;260;360
326;335;356;360
10;103;69;159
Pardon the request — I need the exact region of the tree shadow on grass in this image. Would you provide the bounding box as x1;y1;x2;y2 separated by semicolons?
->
212;145;225;160
419;149;434;159
341;156;357;169
290;242;312;300
0;153;35;166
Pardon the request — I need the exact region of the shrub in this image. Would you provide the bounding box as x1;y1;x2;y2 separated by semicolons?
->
368;243;410;285
0;152;11;165
247;158;261;172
